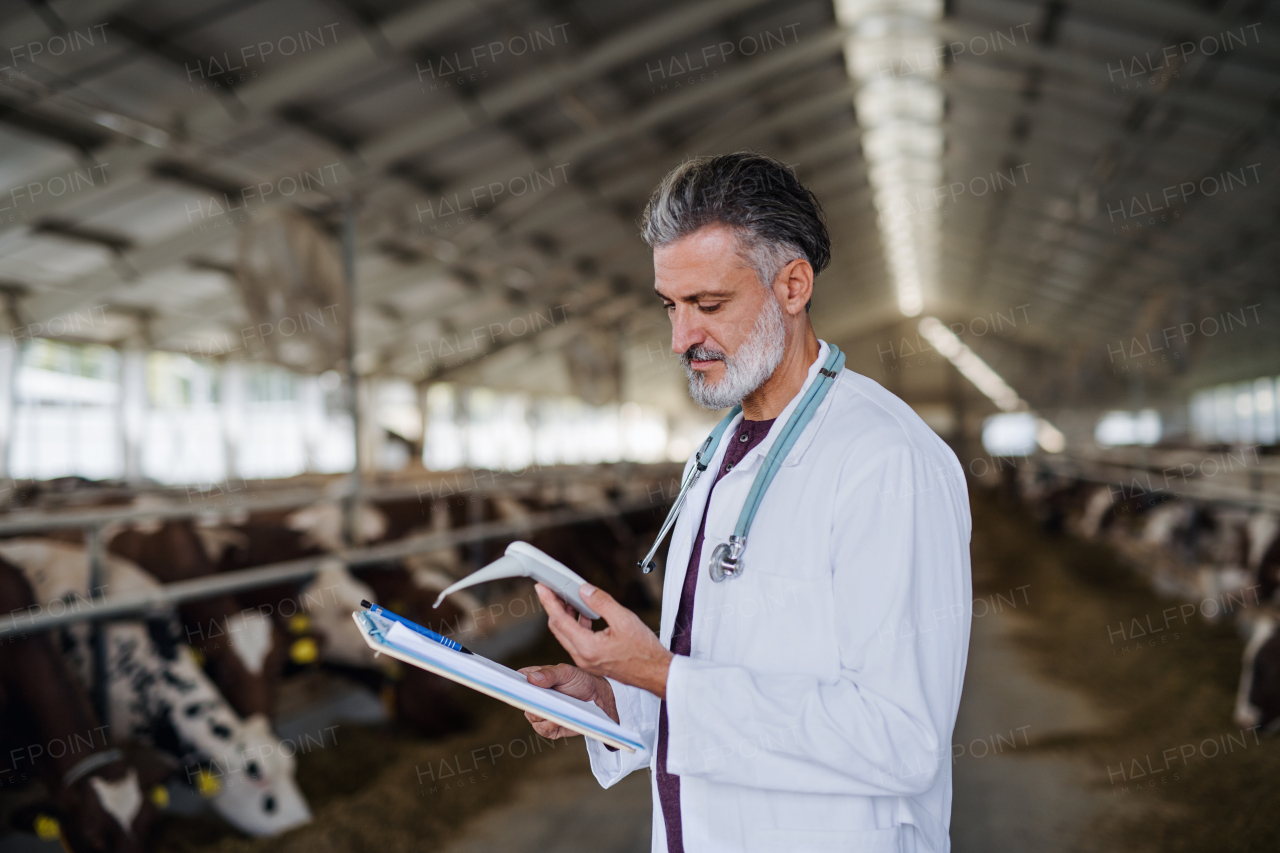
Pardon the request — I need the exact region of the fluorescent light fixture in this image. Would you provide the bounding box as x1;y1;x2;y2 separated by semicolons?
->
835;0;943;317
918;317;1021;411
918;316;1066;453
92;111;170;148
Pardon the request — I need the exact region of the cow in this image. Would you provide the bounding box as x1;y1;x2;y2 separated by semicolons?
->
0;538;311;838
108;519;289;721
1075;485;1116;539
1234;612;1280;732
0;556;160;852
189;505;473;737
1246;512;1280;603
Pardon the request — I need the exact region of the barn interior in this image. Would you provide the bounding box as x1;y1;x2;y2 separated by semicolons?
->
0;0;1278;851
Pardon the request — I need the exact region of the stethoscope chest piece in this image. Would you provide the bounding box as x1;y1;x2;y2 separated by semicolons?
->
709;535;746;583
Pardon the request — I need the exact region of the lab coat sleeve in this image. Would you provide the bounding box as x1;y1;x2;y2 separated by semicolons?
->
586;677;660;787
663;442;971;797
587;451;694;787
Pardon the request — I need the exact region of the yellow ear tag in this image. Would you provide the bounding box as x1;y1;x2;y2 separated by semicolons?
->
34;814;60;841
149;784;170;809
196;769;222;798
290;637;319;664
287;613;312;634
189;646;206;667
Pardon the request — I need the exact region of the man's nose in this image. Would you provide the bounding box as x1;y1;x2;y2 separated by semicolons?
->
670;307;705;355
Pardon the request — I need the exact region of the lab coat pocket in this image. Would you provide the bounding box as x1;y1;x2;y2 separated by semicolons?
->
753;825;901;852
702;569;819;665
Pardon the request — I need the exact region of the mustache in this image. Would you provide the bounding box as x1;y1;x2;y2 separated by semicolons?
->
680;345;726;368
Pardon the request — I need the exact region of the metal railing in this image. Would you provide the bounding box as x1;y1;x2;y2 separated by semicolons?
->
1035;447;1280;512
0;463;680;535
0;490;669;636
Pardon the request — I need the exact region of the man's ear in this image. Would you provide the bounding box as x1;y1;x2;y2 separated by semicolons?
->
776;258;813;316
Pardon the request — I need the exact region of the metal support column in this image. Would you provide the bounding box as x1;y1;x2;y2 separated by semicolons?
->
220;360;245;481
341;198;362;547
119;347;147;483
417;380;431;467
85;525;110;724
0;335;15;480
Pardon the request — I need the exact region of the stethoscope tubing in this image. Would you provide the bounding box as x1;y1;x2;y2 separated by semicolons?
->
638;344;844;577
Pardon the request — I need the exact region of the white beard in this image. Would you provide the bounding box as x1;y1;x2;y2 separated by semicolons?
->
682;296;787;410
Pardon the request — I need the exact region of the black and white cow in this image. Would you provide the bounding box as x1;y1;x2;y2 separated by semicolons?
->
0;538;311;837
1235;612;1280;732
1246;512;1280;603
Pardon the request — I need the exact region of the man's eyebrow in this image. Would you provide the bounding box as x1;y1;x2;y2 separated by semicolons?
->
653;287;735;301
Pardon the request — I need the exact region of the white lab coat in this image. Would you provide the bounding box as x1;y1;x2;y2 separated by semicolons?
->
587;340;972;853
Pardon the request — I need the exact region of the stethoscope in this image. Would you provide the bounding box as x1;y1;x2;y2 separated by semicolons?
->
638;344;846;582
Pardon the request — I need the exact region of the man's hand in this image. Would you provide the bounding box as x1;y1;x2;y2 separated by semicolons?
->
535;582;673;698
517;663;618;739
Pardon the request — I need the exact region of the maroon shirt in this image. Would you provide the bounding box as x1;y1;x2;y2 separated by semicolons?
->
656;416;776;853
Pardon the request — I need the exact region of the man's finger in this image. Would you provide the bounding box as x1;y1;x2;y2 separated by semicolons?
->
522;664;561;686
534;583;573;622
579;583;628;624
519;664;560;686
536;584;594;643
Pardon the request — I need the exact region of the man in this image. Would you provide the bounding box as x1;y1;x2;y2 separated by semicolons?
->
520;152;971;853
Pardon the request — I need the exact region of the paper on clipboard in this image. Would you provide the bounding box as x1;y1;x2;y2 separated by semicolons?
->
352;611;644;753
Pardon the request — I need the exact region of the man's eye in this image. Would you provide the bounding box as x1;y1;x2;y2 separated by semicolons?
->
699;303;721;313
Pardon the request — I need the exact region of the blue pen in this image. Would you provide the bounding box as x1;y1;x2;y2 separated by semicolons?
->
361;600;474;654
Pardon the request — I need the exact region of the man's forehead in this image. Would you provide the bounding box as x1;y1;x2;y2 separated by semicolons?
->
653;229;755;299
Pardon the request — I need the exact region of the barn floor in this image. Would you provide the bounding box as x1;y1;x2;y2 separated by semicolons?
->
7;488;1278;852
953;488;1280;853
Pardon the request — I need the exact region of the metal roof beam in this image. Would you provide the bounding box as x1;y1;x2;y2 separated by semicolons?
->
0;0;132;55
20;26;847;326
0;0;476;236
363;0;782;165
0;0;781;237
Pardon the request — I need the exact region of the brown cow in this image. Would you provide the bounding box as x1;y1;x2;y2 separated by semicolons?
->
0;557;161;852
206;515;473;737
109;520;289;720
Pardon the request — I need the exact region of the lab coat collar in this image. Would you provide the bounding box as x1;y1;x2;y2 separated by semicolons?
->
661;339;839;644
723;339;837;473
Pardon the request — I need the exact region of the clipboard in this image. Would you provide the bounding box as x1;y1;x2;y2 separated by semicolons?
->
352;611;644;753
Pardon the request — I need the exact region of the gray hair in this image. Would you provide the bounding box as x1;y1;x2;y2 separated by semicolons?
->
640;152;831;295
